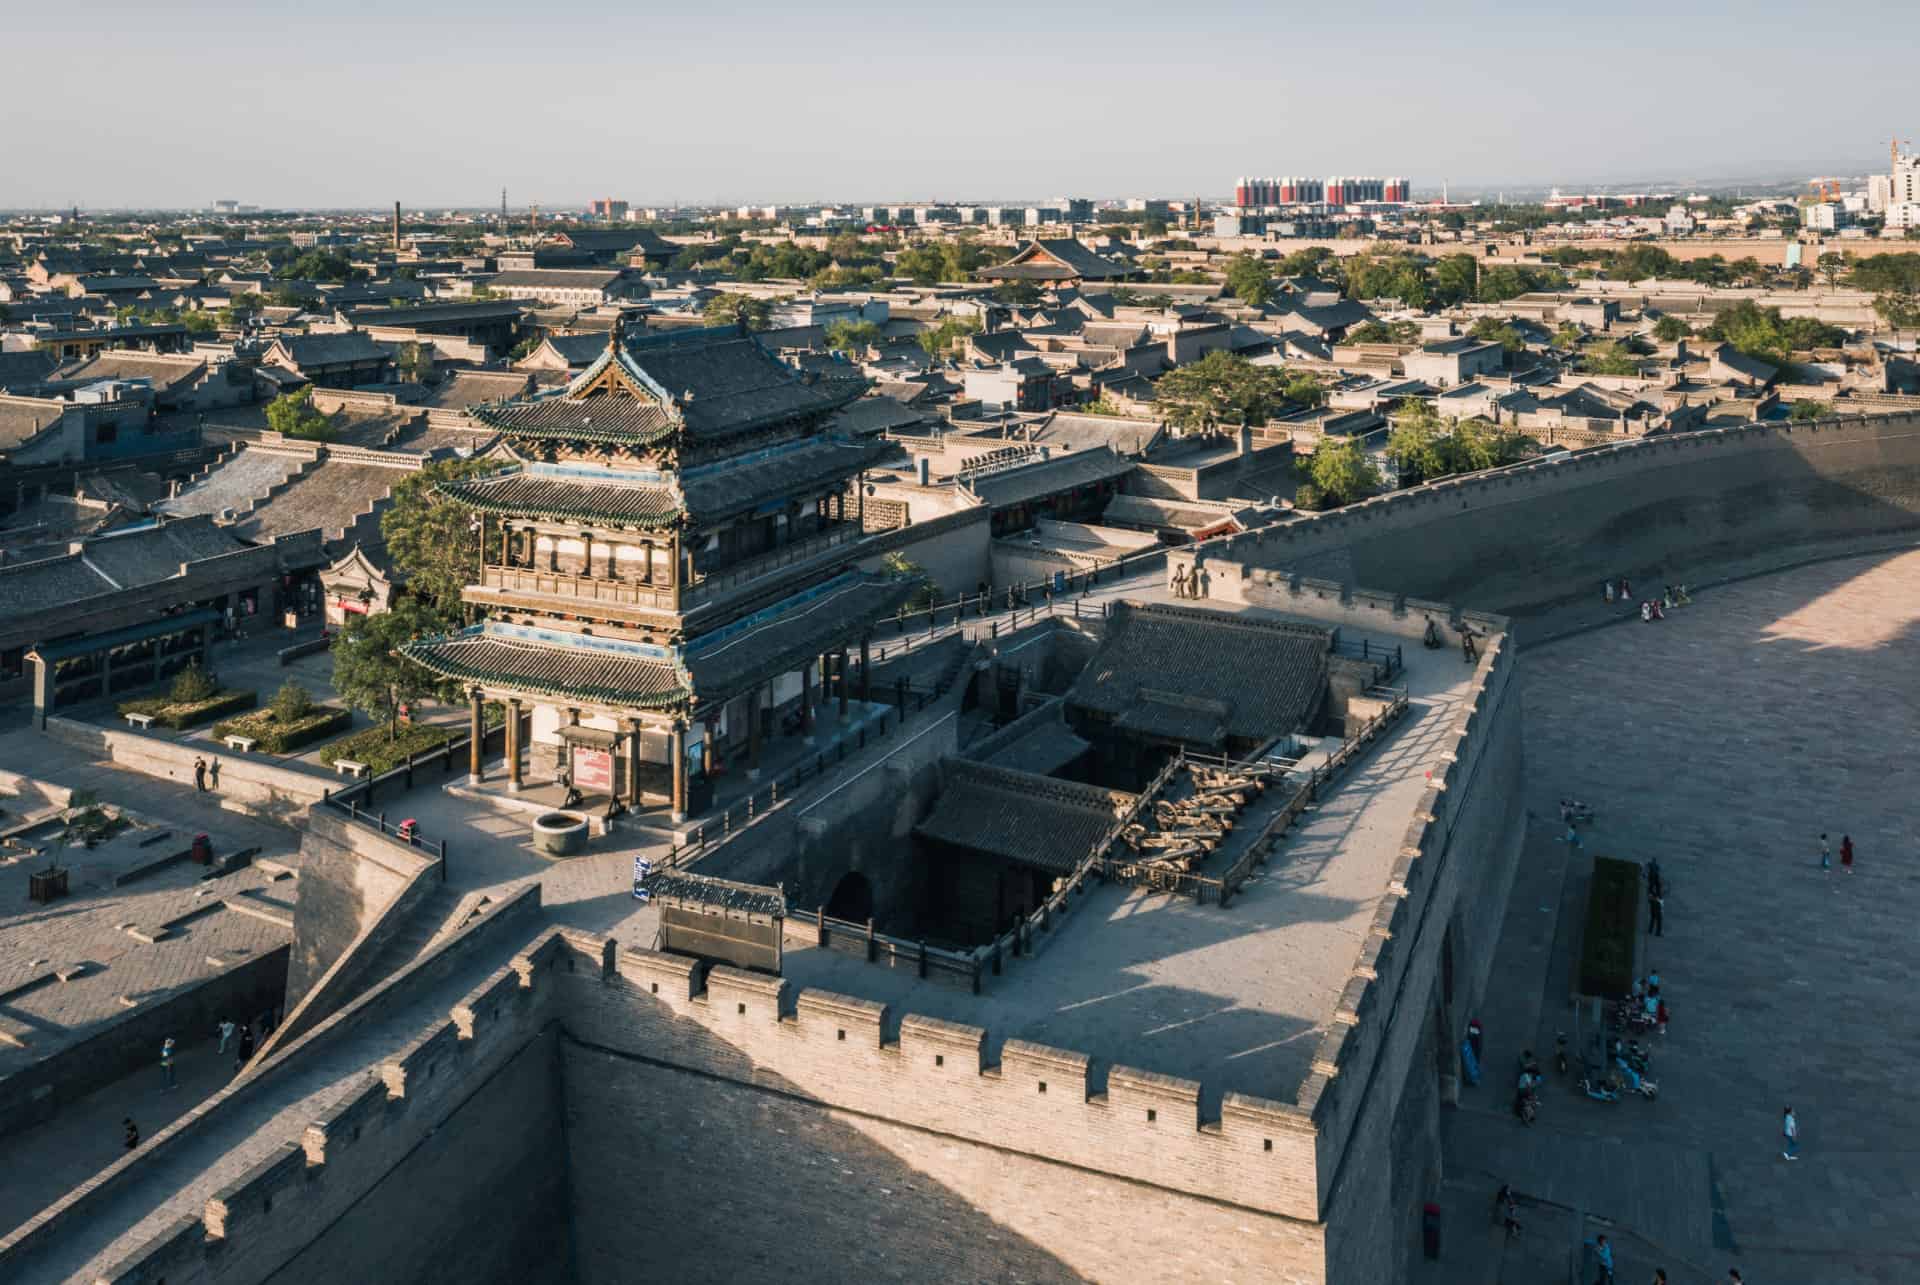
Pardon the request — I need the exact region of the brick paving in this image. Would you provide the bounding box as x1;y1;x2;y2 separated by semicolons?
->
1433;547;1920;1285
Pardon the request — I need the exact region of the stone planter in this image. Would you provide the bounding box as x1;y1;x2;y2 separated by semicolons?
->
532;812;588;857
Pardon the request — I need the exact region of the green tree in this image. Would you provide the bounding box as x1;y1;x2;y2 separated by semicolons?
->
264;388;334;441
825;319;882;354
1583;342;1641;376
1614;244;1676;282
395;341;434;382
1430;254;1479;306
330;600;452;743
1552;322;1584;349
1280;372;1327;408
1304;436;1381;508
1223;254;1275;306
918;315;981;360
1277;246;1335;279
379;457;496;623
277;250;356;283
1153;351;1296;429
180;310;217;336
270;680;315;721
992;282;1043;306
170;662;216;704
703;292;773;331
1790;400;1831;422
1652;315;1691;342
1467;317;1525;352
1385;400;1447;486
507;335;541;361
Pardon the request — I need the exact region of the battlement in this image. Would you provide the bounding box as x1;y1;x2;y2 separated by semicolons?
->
567;940;1322;1224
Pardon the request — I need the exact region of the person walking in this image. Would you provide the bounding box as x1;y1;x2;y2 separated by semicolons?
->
1819;833;1831;872
1586;1232;1615;1284
216;1017;236;1054
192;757;207;792
208;759;221;791
1841;834;1854;874
160;1037;176;1091
1653;1271;1668;1285
235;1022;255;1074
1646;857;1664;898
1648;888;1664;936
1783;1106;1799;1160
123;1117;139;1151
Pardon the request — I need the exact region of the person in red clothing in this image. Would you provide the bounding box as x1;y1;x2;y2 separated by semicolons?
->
1841;834;1854;874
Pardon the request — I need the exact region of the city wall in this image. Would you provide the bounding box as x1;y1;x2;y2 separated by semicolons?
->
43;718;333;826
282;807;439;1007
1171;413;1920;617
555;937;1328;1283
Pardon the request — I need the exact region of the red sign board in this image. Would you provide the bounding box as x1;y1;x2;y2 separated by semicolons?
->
572;747;614;793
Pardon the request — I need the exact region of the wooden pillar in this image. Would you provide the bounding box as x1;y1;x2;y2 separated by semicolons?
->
859;633;871;704
477;513;487;581
580;530;592;579
800;659;816;738
669;722;687;823
624;718;641;807
857;471;865;531
670;532;683;611
747;686;763;777
499;521;510;568
837;647;849;720
506;698;522;791
467;688;484;784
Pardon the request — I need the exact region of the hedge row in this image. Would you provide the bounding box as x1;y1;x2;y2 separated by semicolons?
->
320;721;456;777
117;689;257;730
211;706;353;754
1578;855;1641;998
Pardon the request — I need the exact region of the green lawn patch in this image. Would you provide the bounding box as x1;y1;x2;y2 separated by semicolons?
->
1578;855;1641;998
117;689;257;729
211;705;353;754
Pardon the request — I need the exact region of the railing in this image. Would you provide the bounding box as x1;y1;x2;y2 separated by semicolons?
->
479;565;676;611
1329;628;1404;680
319;715;517;878
681;523;862;607
793;911;982;990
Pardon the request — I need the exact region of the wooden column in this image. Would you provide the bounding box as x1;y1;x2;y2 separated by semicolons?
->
669;722;687;823
506;698;522;791
499;521;510;568
859;634;871;704
837;647;849;720
624;718;641;807
670;533;683;610
580;531;592;579
747;686;763;777
478;513;488;581
467;688;484;784
800;659;815;739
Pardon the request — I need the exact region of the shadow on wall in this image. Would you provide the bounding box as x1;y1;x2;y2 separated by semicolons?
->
1195;416;1920;615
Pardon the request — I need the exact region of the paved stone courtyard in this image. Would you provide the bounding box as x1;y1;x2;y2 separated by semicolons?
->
1431;548;1920;1285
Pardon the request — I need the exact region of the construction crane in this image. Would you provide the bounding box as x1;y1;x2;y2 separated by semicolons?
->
1806;177;1841;202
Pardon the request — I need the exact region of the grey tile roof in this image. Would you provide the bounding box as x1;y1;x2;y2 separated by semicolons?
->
0;351;58;390
81;516;251;589
233;460;412;544
679;437;884;524
155;448;305;519
402;627;693;708
484;269;627;290
963;446;1134;508
420;372;533;411
682;574;915;701
271;332;391;370
914;759;1135;874
0;553;116;613
981;719;1092;778
0;396;65;448
1066;601;1331;745
438;469;682;528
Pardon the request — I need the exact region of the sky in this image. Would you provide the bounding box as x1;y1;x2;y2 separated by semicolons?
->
5;0;1914;209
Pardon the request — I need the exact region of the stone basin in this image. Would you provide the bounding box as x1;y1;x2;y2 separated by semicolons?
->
532;811;588;856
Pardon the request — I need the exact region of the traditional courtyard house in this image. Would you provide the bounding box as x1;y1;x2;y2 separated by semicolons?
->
400;324;910;821
979;239;1134;289
261;332;394;389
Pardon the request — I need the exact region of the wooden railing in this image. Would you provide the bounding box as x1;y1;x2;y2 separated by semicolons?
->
479;565;676;611
681;523;862;607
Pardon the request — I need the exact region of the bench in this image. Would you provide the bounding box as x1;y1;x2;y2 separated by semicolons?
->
223;735;257;753
124;713;155;730
332;758;369;778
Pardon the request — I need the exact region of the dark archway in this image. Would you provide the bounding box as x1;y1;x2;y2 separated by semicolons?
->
824;871;873;923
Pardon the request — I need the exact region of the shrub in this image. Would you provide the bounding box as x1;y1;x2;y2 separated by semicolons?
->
212;705;353;754
319;720;456;776
118;688;257;729
271;681;315;721
170;663;216;704
1577;856;1642;997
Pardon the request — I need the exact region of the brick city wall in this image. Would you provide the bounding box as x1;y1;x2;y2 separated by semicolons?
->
1301;629;1526;1284
43;718;333;825
283;808;439;1006
1171;412;1920;615
555;935;1329;1282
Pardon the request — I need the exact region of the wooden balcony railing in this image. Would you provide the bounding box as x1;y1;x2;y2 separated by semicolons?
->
478;566;677;612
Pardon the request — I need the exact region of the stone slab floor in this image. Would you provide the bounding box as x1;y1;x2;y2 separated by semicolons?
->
1430;547;1920;1285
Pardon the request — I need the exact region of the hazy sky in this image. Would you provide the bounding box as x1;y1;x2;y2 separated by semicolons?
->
5;0;1913;209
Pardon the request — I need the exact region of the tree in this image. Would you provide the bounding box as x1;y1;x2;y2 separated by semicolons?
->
1852;254;1920;331
1277;246;1335;279
507;335;541;361
1790;400;1831;422
1652;315;1691;343
1280;372;1327;408
270;680;316;721
1153;350;1300;430
395;341;434;382
1614;244;1676;282
1430;255;1479;306
992;282;1043;306
180;310;217;336
1552;322;1584;349
277;250;356;283
703;292;772;331
917;315;980;359
1583;342;1641;376
1385;401;1447;486
881;551;936;610
379;457;495;623
1223;254;1275;306
330;600;452;743
264;388;334;441
825;319;882;354
1467;317;1525;352
1304;436;1381;509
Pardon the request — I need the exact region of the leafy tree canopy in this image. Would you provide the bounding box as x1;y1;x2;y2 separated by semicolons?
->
825;319;882;354
379;456;496;624
330;600;457;742
1468;317;1525;352
1301;436;1381;509
1223;254;1275;306
1154;351;1319;430
264;388;334;441
702;292;773;331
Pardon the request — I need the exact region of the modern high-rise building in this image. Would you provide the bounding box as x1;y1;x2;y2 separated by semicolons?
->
1233;175;1406;208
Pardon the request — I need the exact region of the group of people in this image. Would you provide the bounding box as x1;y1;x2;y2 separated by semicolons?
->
217;1009;279;1073
1168;564;1211;599
191;756;221;793
1603;577;1692;622
1818;831;1856;874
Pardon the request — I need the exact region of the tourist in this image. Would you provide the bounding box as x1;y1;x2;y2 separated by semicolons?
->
123;1117;139;1151
1782;1106;1798;1160
216;1017;236;1053
1564;821;1582;851
1620;576;1632;600
1819;833;1831;872
1587;1232;1615;1283
1653;1272;1667;1285
1675;584;1692;605
1840;833;1854;874
1604;580;1615;603
1656;996;1669;1036
1640;601;1653;623
1663;586;1676;610
1648;888;1664;937
193;757;207;792
235;1022;255;1074
1651;598;1665;621
161;1037;176;1091
1171;566;1187;597
208;759;221;790
1726;1270;1743;1284
1647;858;1664;898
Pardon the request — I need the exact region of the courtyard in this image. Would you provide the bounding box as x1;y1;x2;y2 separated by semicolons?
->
1431;546;1920;1285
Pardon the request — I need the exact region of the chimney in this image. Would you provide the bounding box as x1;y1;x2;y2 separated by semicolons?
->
393;201;402;255
916;456;930;486
1238;421;1252;457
